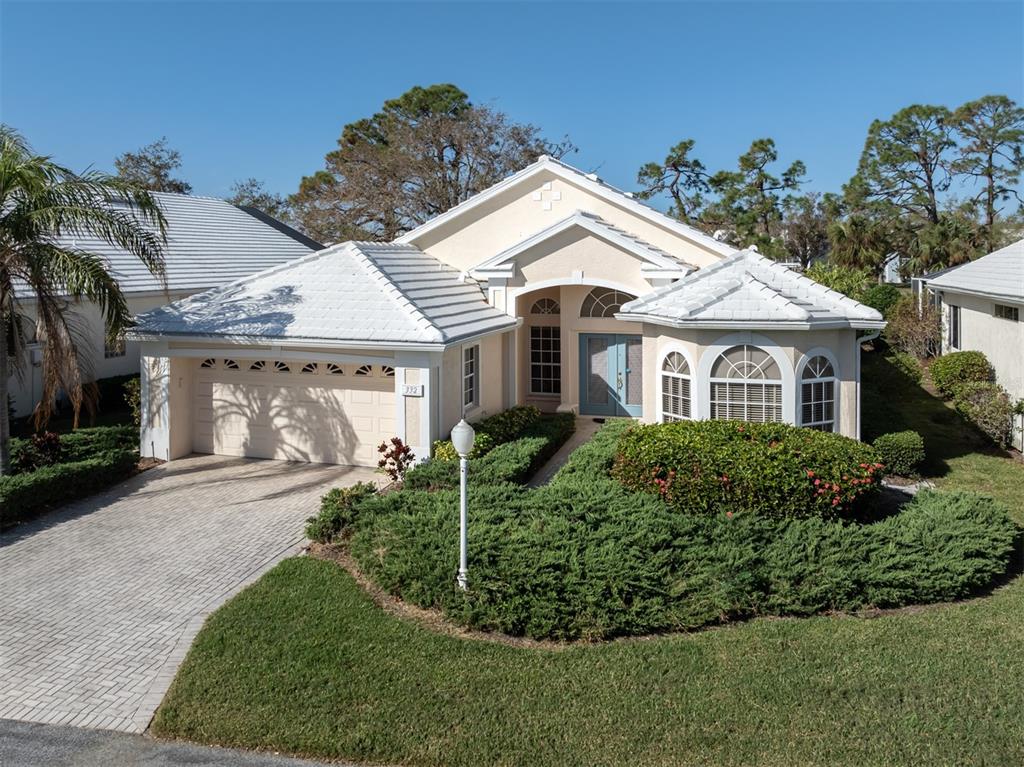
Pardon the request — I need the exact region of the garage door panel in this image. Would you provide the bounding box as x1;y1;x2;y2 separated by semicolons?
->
194;363;397;467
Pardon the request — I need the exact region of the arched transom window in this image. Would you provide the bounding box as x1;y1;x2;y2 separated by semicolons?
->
530;297;560;315
800;355;836;432
580;288;635;318
709;345;783;423
661;352;691;422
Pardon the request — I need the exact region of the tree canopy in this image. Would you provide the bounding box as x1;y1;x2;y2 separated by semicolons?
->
227;178;291;222
114;137;192;194
290;84;575;243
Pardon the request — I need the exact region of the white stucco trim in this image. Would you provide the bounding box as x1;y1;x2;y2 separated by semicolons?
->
656;342;697;423
694;332;796;423
507;277;641;307
795;346;841;432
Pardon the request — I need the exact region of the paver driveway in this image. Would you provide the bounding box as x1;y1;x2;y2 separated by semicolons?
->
0;454;376;734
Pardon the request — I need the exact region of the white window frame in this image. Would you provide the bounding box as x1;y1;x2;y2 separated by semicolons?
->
462;344;479;411
797;351;839;432
948;303;961;350
994;303;1020;322
659;348;694;422
708;344;785;423
528;325;561;397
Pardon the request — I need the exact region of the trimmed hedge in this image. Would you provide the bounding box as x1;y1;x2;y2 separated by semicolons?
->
305;482;377;543
613;420;881;519
351;466;1018;640
953;381;1014;448
9;424;137;471
432;406;542;460
0;449;139;528
406;413;575;491
861;284;902;316
930;351;994;398
873;430;926;476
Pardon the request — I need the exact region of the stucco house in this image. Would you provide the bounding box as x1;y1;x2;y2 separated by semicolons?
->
130;156;885;466
917;239;1023;448
7;193;319;418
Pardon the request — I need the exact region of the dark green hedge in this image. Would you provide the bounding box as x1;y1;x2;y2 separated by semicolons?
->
930;351;994;398
405;413;575;491
351;468;1018;641
873;430;926;476
10;424;137;471
0;449;139;528
613;420;882;519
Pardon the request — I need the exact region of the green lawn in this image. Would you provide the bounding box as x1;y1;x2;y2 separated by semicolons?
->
153;351;1024;766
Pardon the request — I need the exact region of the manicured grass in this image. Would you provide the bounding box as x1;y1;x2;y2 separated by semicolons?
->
154;351;1024;766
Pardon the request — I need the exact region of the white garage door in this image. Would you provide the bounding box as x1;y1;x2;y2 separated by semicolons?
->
193;357;396;466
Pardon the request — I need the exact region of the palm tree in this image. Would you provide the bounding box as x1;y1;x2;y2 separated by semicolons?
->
0;126;167;475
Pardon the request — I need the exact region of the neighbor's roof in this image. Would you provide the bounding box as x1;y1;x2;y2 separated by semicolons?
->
48;192;320;295
925;239;1024;301
397;155;737;258
131;241;519;348
617;250;885;330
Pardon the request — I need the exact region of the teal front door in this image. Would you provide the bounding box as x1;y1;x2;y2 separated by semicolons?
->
579;334;643;417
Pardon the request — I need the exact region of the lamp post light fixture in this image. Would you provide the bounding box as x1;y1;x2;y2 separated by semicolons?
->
450;418;476;591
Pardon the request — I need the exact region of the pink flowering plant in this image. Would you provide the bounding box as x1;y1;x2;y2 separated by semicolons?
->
613;420;882;519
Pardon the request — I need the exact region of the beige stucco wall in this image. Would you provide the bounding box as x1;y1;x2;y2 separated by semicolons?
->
941;290;1024;400
409;169;725;273
438;333;508;438
642;326;861;438
515;228;655;297
8;292;192;418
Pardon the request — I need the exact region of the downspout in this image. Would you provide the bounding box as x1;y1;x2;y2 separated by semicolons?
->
855;329;882;441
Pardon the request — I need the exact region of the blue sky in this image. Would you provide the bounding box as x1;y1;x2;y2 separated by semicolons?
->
2;1;1022;207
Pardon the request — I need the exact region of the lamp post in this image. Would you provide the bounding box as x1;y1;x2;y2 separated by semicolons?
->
450;419;476;591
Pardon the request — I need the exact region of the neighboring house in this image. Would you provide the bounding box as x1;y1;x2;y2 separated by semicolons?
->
7;194;320;417
881;252;905;284
917;239;1024;449
131;156;884;467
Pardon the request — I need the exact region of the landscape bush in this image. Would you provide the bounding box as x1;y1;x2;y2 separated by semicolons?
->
350;457;1018;640
406;413;574;491
885;296;941;358
953;381;1014;448
930;351;994;398
9;425;136;474
805;263;872;300
0;449;139;528
612;420;881;519
431;406;542;460
872;430;926;476
305;482;378;543
860;283;902;316
889;351;924;385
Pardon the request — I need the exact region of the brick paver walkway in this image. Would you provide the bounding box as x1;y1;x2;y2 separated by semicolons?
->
0;454;377;734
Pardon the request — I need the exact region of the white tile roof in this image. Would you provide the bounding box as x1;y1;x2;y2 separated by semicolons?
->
131;241;518;347
617;250;885;329
470;210;696;278
397;155;737;258
49;192;319;294
926;239;1023;301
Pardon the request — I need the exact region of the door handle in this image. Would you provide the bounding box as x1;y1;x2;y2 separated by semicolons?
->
617;372;623;390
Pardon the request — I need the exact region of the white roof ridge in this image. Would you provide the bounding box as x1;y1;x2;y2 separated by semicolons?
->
348;243;445;342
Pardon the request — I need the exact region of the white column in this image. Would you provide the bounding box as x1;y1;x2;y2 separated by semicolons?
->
139;355;170;461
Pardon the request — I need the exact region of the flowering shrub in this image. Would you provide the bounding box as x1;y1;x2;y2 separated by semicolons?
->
377;437;415;482
613;420;881;519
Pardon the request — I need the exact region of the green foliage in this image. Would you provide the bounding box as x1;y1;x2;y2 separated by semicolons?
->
10;424;136;473
860;283;902;315
613;420;881;519
114;136;192;193
432;432;495;461
889;351;923;384
804;262;872;300
407;413;574;491
431;405;541;460
884;295;942;358
930;351;994;397
123;376;141;428
0;449;138;528
549;418;634;485
351;470;1016;640
305;482;378;544
872;430;926;476
953;381;1014;448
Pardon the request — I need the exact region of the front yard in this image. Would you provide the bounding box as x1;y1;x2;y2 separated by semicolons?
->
152;351;1024;766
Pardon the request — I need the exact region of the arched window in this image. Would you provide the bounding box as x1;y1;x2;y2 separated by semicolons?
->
249;360;267;372
200;358;216;369
382;365;395;377
580;288;635;318
530;297;560;315
326;363;344;375
300;362;318;374
661;352;691;422
709;344;783;423
223;359;239;370
800;356;836;432
274;361;290;373
355;365;372;376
